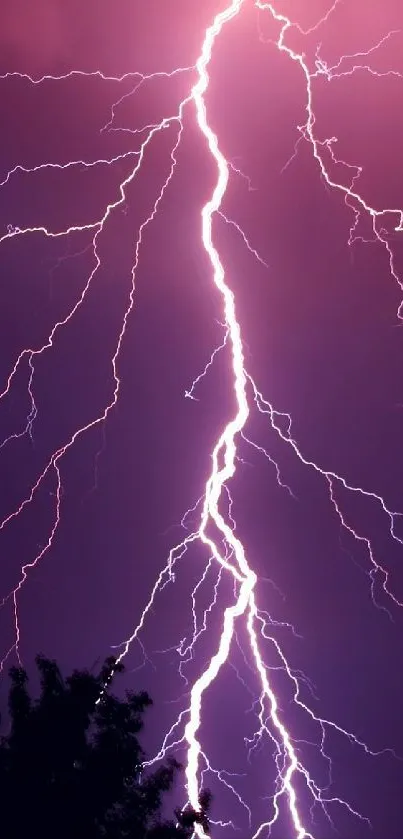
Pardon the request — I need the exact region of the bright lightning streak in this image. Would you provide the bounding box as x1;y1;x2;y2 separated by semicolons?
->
178;4;310;833
1;1;403;837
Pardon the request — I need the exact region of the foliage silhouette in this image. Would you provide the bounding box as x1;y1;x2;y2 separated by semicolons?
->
0;655;211;838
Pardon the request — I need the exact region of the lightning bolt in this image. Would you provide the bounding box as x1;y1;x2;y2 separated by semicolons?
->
1;1;403;837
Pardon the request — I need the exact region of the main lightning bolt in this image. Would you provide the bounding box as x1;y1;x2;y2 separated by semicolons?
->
178;3;310;834
1;1;403;837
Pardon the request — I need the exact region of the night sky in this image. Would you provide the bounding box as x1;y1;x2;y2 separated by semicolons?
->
1;1;403;837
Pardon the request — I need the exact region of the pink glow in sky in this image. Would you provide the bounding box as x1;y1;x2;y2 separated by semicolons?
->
1;2;403;837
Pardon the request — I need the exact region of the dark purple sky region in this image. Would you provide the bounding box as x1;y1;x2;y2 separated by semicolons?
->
1;2;403;837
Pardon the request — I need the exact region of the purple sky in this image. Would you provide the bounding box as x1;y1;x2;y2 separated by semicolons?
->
1;1;403;837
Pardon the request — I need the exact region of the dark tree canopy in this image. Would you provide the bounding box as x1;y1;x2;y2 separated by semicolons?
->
0;656;211;839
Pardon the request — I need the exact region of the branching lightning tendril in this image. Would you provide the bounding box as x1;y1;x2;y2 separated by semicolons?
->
1;1;402;836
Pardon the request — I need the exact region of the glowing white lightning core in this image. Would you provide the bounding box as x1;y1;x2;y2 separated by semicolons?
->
181;3;311;834
176;1;403;833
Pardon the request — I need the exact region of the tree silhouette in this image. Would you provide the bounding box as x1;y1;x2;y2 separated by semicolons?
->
0;655;211;838
175;789;212;836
